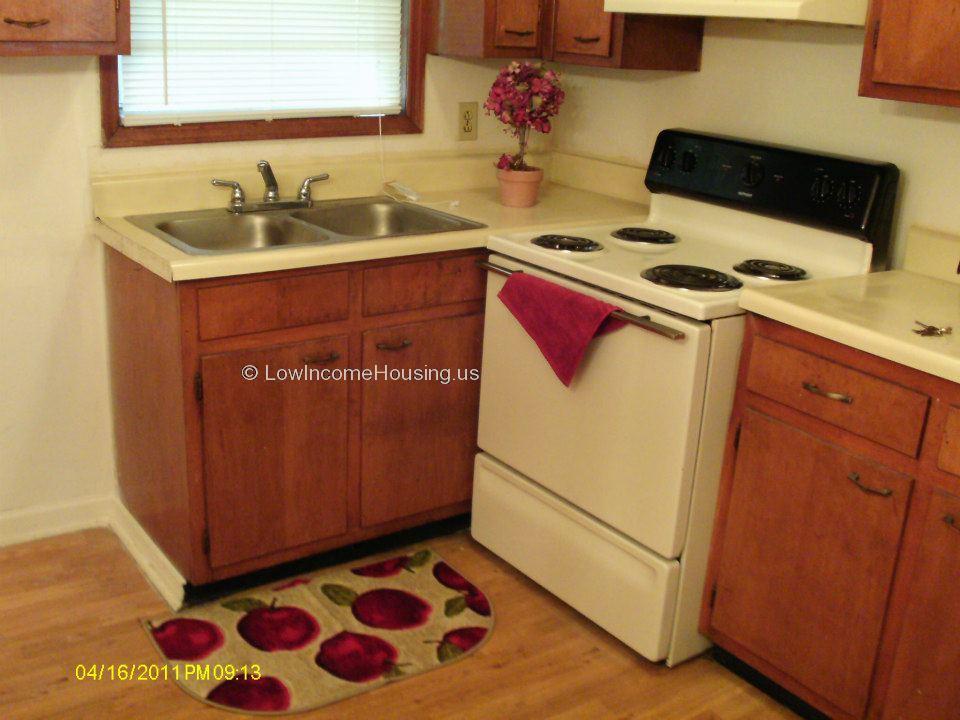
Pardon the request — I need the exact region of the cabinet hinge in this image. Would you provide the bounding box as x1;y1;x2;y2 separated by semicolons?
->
872;19;881;49
201;528;211;556
709;583;718;609
194;372;203;403
116;0;120;13
733;423;742;450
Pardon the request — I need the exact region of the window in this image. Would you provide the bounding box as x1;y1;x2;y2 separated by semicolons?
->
100;0;427;147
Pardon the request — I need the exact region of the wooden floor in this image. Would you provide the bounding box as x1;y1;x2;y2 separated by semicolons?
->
0;528;797;720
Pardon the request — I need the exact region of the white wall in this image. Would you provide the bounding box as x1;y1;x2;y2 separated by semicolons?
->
553;19;960;266
0;53;526;540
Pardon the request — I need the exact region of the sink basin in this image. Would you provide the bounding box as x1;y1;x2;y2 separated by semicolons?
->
291;197;483;238
153;214;328;254
126;196;486;255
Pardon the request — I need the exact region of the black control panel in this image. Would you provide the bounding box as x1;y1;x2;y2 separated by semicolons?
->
645;130;900;269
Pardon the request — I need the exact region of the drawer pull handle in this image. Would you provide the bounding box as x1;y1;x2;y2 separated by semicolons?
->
3;17;51;29
574;35;601;43
376;339;413;352
802;381;853;404
504;28;534;37
302;352;340;365
944;515;960;533
848;472;893;498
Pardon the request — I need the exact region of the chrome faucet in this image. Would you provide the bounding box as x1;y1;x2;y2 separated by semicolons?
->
257;160;280;203
211;163;330;213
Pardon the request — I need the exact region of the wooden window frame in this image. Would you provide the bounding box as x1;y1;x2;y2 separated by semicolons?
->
99;0;430;148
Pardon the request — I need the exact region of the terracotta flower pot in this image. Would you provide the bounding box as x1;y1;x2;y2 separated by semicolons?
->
497;167;544;208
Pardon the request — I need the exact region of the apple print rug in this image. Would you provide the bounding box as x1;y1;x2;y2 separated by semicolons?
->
144;548;493;715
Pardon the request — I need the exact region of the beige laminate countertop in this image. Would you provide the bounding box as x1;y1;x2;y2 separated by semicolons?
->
96;184;646;282
740;270;960;384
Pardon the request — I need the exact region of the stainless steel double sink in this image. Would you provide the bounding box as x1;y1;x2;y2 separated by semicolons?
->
127;196;486;255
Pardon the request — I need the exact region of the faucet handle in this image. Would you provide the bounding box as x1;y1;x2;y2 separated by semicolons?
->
298;173;330;202
212;179;245;212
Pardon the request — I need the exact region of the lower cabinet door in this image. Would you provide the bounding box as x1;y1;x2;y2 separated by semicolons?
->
360;313;483;526
881;489;960;720
710;409;912;718
201;336;350;568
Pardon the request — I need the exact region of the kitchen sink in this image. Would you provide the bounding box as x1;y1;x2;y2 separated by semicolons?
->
126;196;486;255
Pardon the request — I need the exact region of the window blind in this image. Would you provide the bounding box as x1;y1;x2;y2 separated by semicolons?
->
118;0;406;126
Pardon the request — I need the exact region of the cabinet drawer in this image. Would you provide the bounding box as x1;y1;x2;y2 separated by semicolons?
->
197;270;350;340
746;336;929;456
0;1;116;42
362;254;486;316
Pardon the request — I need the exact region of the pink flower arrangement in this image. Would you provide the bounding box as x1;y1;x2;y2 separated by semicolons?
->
485;62;565;172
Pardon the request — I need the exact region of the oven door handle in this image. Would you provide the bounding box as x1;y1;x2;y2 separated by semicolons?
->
477;259;687;341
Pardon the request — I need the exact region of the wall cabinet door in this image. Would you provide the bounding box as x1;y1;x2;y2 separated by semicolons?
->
360;313;483;527
861;0;960;108
552;0;613;57
710;409;912;718
201;336;350;568
881;489;960;720
493;0;541;49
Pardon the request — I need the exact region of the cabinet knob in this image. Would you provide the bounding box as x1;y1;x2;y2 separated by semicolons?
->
574;35;601;43
944;515;960;533
504;28;534;37
802;381;853;405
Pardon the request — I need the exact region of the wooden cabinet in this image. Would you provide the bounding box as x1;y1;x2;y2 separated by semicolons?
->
880;489;960;720
712;409;911;718
360;314;483;526
0;0;129;56
860;0;960;109
200;337;350;568
703;314;960;720
430;0;702;71
106;248;486;585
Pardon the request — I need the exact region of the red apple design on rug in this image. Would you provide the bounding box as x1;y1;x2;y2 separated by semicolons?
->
207;676;291;711
350;549;431;577
150;618;224;661
433;561;492;618
316;631;404;682
221;597;320;651
321;585;432;629
435;626;488;662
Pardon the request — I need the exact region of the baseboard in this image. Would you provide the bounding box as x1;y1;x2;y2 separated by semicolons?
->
0;494;186;610
0;495;114;546
107;499;186;610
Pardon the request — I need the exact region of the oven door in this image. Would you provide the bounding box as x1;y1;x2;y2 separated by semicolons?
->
477;254;712;559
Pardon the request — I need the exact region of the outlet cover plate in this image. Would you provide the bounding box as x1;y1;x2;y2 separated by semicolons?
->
458;101;478;141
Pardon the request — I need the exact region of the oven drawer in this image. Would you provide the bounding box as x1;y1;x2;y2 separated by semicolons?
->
746;335;929;456
472;453;680;662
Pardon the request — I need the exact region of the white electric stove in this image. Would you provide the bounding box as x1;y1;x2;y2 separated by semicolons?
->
471;130;899;666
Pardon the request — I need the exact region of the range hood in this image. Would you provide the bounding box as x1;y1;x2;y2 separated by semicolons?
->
602;0;867;25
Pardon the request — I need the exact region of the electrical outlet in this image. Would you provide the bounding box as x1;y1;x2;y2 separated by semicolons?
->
458;102;478;141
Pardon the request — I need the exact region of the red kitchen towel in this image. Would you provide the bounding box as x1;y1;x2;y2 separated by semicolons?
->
498;273;625;386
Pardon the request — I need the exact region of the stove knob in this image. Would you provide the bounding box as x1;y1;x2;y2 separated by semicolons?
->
680;151;698;173
810;177;822;201
845;181;862;207
657;145;676;169
741;160;765;188
819;176;834;201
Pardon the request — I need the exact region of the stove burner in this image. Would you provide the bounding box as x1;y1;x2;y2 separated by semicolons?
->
531;234;603;252
642;264;744;291
733;259;808;281
612;228;677;244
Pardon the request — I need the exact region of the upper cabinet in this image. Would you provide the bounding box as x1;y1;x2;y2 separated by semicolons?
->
431;0;703;71
0;0;129;56
860;0;960;108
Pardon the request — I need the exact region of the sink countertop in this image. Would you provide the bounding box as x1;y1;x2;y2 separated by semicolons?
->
740;270;960;384
96;184;647;282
